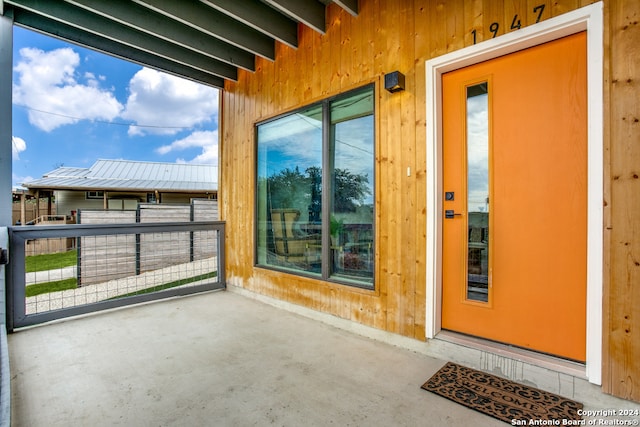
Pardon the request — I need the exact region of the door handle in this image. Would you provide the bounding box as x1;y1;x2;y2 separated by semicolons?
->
445;210;462;219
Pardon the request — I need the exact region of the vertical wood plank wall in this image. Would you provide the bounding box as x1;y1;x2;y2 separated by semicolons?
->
604;0;640;403
220;0;639;401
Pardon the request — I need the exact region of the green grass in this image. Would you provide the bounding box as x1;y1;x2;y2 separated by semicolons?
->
26;250;77;273
110;271;218;299
26;278;78;297
24;267;216;300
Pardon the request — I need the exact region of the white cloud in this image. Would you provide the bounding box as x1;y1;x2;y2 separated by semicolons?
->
84;72;100;88
155;130;214;154
158;130;218;165
12;136;26;159
120;68;218;136
13;47;123;132
177;144;218;165
12;173;34;189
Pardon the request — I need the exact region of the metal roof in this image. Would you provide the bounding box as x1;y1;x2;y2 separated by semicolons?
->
1;0;358;89
23;159;217;192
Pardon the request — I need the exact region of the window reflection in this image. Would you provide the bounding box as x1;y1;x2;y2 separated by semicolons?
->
330;92;374;283
256;86;374;287
256;106;323;275
466;83;489;302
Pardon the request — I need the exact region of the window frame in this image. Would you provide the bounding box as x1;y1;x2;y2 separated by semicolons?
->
85;191;104;199
254;84;376;290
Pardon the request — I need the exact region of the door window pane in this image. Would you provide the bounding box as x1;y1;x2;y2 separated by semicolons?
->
466;83;489;302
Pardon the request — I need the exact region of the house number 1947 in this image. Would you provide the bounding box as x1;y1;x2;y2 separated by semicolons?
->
471;4;546;44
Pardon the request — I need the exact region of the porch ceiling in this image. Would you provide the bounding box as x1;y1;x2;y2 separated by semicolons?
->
0;0;358;88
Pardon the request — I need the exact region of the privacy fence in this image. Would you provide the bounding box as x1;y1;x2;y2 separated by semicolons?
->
77;200;218;286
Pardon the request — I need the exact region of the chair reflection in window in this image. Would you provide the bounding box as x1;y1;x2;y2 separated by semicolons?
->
270;209;321;268
332;223;373;275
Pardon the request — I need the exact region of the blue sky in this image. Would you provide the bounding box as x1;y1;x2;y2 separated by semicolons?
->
11;26;219;189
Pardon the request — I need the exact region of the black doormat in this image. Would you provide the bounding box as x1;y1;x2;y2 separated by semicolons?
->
421;362;583;424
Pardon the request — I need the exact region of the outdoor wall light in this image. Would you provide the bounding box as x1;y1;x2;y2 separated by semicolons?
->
384;71;405;93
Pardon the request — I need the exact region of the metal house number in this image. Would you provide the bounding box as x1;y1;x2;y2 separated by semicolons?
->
471;4;546;44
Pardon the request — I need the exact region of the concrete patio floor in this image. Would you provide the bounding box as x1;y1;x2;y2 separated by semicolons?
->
8;289;505;427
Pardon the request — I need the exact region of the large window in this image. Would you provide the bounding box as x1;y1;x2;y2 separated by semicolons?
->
256;86;375;288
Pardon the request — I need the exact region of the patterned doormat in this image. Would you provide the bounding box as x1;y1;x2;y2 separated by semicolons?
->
421;362;583;424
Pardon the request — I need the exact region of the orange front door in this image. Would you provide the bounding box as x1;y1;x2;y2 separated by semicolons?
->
441;32;587;362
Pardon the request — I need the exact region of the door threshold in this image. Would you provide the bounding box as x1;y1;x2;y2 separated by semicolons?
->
435;330;587;380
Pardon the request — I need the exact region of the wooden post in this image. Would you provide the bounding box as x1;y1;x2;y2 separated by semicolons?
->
35;190;40;220
20;193;26;225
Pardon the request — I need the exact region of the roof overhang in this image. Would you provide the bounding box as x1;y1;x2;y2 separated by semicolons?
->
1;0;359;89
24;182;217;192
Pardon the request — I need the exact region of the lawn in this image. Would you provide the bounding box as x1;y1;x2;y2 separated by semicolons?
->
25;250;79;297
26;278;78;297
25;251;217;298
26;250;77;273
26;273;217;299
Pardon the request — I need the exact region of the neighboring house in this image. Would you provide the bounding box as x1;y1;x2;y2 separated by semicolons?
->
22;159;217;216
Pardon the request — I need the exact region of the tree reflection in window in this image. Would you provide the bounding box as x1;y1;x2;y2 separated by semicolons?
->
256;85;374;288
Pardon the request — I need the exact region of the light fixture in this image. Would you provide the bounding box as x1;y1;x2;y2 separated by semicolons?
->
384;71;405;93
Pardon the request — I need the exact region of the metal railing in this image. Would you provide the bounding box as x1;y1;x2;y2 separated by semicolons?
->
7;221;225;330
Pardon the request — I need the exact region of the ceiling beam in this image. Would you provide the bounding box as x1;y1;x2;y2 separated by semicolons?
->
332;0;358;17
10;8;225;88
200;0;298;49
3;0;357;88
4;0;238;80
262;0;326;34
64;0;255;70
133;0;275;61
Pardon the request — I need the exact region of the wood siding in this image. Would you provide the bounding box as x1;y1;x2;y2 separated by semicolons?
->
220;0;639;401
56;191;104;215
55;190;216;214
603;0;640;403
